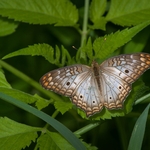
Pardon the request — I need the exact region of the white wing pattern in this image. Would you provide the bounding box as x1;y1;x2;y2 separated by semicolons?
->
40;53;150;117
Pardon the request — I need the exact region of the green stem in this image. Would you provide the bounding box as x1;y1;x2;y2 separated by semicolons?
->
52;110;60;118
0;60;62;101
134;93;150;105
74;121;100;135
81;0;90;47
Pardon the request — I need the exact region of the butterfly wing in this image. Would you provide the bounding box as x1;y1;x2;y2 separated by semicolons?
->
100;53;150;110
40;64;103;117
71;74;103;117
40;64;91;96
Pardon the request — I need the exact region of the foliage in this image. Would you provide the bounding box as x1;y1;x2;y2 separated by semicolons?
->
0;0;150;149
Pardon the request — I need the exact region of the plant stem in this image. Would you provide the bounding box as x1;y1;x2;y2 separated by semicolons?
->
74;121;100;135
0;60;62;101
135;93;150;105
81;0;90;47
52;110;59;118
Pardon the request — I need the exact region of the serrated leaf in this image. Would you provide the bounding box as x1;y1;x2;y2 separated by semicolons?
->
0;117;40;150
0;70;11;88
106;0;150;26
89;0;107;30
54;97;72;115
0;17;18;36
93;21;150;60
34;94;52;110
128;104;150;150
76;37;93;64
2;44;71;67
0;0;78;26
35;131;75;150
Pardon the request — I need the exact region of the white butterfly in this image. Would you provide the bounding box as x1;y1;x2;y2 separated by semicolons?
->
40;53;150;117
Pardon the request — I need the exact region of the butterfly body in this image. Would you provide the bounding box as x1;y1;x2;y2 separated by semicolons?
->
40;53;150;117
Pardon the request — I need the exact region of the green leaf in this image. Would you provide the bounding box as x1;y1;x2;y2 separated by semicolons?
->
54;97;73;115
2;44;71;67
34;94;52;110
76;37;93;63
106;0;150;26
128;104;150;150
85;37;93;60
0;71;11;88
123;27;150;53
89;17;106;30
35;131;75;150
0;117;39;150
89;0;107;30
0;0;78;26
0;92;86;150
93;21;150;60
0;17;18;36
0;87;51;110
90;0;106;17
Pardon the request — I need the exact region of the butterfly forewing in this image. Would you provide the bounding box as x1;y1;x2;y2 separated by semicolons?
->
101;53;150;84
40;64;90;96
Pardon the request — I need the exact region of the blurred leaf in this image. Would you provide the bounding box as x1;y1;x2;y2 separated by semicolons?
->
0;117;39;150
0;17;18;36
35;131;75;150
0;0;78;26
89;0;107;30
0;70;11;88
106;0;150;26
128;103;150;150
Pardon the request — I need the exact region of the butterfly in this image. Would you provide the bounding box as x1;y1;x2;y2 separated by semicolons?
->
40;53;150;117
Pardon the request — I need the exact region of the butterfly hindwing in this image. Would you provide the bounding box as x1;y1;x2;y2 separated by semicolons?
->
100;71;131;110
71;74;103;117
